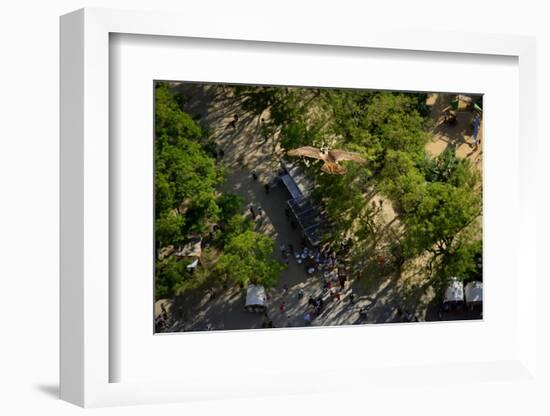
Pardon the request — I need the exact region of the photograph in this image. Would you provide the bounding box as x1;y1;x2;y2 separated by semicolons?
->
153;81;483;333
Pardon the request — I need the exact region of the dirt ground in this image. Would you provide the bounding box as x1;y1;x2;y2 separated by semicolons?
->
425;93;483;170
159;86;482;332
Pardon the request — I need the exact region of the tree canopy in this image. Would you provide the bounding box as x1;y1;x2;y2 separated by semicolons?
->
154;83;284;300
215;230;285;288
233;86;482;284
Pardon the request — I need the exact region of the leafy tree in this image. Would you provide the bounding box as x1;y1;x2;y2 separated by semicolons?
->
437;239;482;282
154;83;224;230
217;194;244;223
419;146;479;188
215;231;284;288
156;213;186;247
402;182;481;259
379;150;426;214
154;83;225;298
249;85;482;288
155;257;194;299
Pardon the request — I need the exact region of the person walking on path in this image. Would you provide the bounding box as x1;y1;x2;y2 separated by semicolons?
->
282;284;289;296
251;169;258;181
249;205;256;219
472;113;481;149
280;244;287;258
258;206;264;217
285;207;291;221
227;113;239;130
279;302;286;315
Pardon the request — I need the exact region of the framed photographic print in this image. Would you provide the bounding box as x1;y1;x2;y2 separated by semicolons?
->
60;7;539;408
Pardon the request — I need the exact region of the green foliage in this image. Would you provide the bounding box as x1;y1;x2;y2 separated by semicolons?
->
438;239;482;282
213;214;254;248
155;82;202;144
215;231;285;288
419;147;479;188
312;163;371;236
217;194;243;223
155;257;194;299
247;85;482;288
154;83;223;230
155;83;286;299
156;213;186;247
379;145;481;279
379;150;426;214
402;182;481;258
155;82;225;299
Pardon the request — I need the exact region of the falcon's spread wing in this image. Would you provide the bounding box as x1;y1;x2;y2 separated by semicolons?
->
328;149;368;165
287;146;325;161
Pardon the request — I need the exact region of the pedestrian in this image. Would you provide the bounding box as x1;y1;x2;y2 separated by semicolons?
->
251;170;258;181
339;275;346;289
258;206;264;217
285;207;291;220
304;313;311;326
349;292;356;304
298;288;304;299
282;284;289;295
230;114;239;129
472;113;480;149
264;183;270;194
227;114;239;130
288;243;294;255
249;205;256;219
279;302;286;314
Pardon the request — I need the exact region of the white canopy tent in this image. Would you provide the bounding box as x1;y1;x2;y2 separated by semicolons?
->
444;277;464;303
185;258;199;270
245;284;267;312
464;281;483;304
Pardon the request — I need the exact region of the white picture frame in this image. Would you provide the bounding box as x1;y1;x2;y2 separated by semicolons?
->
60;7;538;408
